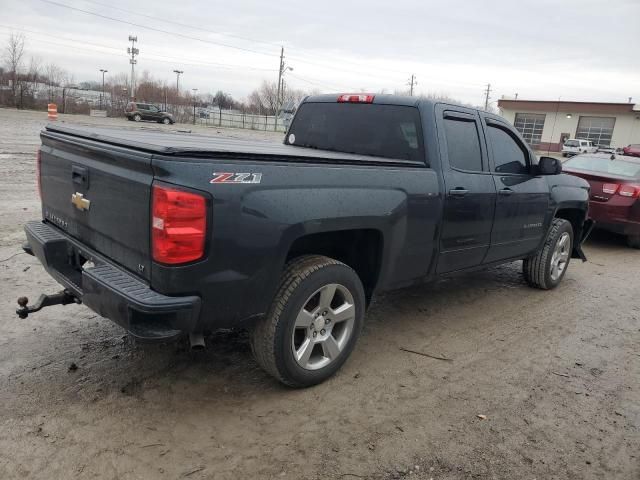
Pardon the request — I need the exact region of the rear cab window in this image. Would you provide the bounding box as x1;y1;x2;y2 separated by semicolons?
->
285;102;425;163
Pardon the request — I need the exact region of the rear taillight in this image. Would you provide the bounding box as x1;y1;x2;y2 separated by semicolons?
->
337;93;375;103
152;184;207;264
619;184;640;198
36;149;42;198
602;183;619;194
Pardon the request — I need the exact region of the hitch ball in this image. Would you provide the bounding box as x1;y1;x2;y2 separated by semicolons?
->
17;296;29;308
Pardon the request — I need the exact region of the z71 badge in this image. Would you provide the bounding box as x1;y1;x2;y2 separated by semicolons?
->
210;172;262;184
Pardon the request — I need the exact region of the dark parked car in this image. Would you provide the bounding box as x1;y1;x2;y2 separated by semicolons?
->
18;94;592;387
125;102;174;124
622;144;640;158
563;153;640;248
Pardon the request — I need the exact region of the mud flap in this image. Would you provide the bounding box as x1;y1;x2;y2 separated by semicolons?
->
573;219;595;262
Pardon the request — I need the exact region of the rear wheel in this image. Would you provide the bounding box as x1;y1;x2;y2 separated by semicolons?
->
627;235;640;249
250;255;365;388
523;218;573;290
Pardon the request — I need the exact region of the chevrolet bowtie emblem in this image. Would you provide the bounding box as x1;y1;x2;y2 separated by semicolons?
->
71;192;91;211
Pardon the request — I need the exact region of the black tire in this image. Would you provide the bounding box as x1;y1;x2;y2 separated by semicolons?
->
523;218;573;290
133;114;142;122
562;152;567;157
627;235;640;249
250;255;365;388
162;117;171;125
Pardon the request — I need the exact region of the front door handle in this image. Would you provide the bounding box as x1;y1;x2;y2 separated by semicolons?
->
449;188;469;197
498;188;514;196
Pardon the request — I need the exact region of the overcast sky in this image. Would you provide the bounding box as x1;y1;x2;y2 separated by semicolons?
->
2;0;639;106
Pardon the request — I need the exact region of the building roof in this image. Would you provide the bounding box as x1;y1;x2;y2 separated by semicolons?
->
497;99;637;114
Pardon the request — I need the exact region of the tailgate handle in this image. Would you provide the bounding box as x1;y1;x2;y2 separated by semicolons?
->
71;165;89;188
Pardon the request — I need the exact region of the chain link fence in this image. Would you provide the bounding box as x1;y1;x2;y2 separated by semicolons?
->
195;110;290;132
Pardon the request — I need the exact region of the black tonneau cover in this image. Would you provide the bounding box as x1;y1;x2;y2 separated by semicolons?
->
43;124;424;166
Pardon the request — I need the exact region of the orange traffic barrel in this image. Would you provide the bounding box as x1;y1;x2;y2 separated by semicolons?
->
47;103;58;121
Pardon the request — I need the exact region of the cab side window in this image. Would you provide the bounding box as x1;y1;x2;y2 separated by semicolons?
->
443;117;483;172
487;125;529;174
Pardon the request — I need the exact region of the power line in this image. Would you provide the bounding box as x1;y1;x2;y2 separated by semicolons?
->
36;0;488;92
75;0;482;89
286;72;350;92
78;0;409;79
0;25;276;72
38;0;278;59
80;0;282;50
33;0;455;88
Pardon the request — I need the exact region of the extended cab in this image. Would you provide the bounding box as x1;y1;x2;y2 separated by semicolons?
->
18;94;593;387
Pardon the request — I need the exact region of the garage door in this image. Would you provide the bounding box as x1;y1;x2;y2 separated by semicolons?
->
576;116;615;146
514;113;545;148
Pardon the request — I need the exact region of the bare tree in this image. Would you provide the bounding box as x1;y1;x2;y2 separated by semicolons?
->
44;62;65;103
246;80;279;114
27;55;42;100
3;32;26;106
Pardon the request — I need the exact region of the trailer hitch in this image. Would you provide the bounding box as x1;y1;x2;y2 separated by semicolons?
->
16;290;80;319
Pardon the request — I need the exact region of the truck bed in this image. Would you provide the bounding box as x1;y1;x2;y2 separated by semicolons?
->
44;124;424;166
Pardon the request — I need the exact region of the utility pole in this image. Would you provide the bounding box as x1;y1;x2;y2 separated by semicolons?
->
99;69;108;110
127;35;139;100
192;88;198;125
407;74;417;96
275;46;284;131
173;69;183;93
483;83;492;110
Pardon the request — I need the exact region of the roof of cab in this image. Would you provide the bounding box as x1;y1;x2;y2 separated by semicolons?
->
300;94;495;119
302;93;425;108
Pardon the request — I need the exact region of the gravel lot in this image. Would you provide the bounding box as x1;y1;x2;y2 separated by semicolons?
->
0;108;638;480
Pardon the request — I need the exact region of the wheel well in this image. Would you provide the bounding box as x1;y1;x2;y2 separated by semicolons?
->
555;208;585;242
286;229;383;304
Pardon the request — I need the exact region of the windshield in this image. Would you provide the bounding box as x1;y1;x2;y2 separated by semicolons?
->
565;156;640;178
286;103;425;162
564;140;579;147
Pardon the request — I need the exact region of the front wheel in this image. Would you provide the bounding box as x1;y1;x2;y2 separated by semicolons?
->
133;114;142;122
162;117;171;125
250;255;365;388
523;218;573;290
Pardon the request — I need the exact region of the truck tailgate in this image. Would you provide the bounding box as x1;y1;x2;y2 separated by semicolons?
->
39;128;153;280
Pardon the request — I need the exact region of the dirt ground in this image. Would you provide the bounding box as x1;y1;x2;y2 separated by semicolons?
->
0;108;638;480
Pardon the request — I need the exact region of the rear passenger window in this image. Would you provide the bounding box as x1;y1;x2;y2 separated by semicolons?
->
443;118;483;171
487;125;529;174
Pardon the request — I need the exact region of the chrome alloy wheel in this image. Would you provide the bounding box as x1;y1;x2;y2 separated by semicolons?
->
550;232;571;281
291;283;356;370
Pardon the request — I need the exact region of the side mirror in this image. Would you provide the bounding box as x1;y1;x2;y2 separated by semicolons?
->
538;156;562;175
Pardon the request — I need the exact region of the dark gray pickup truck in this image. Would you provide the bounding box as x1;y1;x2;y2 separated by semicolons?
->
18;94;593;387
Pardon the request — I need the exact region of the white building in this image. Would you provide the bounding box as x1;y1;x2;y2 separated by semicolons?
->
498;99;640;151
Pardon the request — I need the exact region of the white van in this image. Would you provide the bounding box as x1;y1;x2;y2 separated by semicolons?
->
562;139;597;157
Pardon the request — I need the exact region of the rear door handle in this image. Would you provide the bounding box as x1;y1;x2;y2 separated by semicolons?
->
449;188;469;197
498;188;513;196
